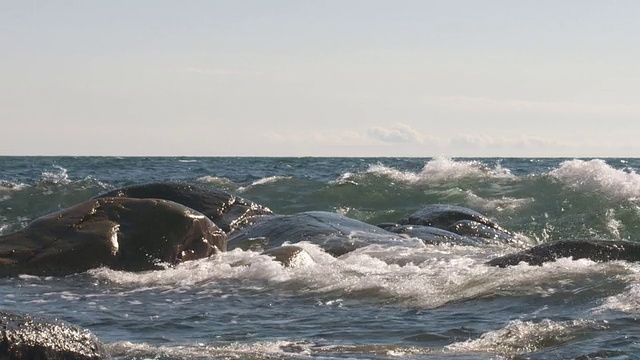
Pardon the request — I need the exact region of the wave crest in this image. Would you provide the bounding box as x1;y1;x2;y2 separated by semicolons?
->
365;157;514;184
549;159;640;200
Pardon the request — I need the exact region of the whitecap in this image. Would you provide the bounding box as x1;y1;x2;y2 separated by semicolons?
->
366;157;514;184
39;165;70;185
549;159;640;200
463;189;534;213
237;176;292;192
88;244;629;309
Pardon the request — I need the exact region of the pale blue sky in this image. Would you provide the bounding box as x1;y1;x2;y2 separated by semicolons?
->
1;1;639;156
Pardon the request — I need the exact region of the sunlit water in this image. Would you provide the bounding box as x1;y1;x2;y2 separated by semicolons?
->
2;156;640;359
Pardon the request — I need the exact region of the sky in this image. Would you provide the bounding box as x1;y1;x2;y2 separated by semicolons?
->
1;0;640;157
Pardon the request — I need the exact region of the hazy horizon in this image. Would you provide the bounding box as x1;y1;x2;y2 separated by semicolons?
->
2;1;639;157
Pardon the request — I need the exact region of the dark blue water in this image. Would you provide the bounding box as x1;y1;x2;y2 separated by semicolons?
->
2;156;640;359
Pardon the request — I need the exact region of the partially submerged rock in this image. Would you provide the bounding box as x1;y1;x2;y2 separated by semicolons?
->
399;204;511;236
0;197;226;276
379;223;481;246
0;310;108;360
95;182;273;232
227;211;412;256
447;220;513;243
486;239;640;267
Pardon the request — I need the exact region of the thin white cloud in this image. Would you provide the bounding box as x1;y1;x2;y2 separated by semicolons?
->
180;67;263;76
424;96;640;116
449;133;575;149
367;124;424;143
265;130;370;145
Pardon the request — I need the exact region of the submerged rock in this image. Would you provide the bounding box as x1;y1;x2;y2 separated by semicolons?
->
399;204;511;235
95;182;273;232
379;223;481;246
227;211;411;256
486;239;640;267
447;220;513;243
0;310;108;360
0;197;226;276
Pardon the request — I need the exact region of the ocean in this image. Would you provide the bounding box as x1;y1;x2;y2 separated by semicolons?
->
1;156;640;359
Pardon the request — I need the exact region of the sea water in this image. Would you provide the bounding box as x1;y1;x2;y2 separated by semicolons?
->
1;156;640;359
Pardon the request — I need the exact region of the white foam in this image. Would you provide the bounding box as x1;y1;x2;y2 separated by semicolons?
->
445;318;606;354
195;176;236;186
595;264;640;313
108;340;311;359
549;159;640;200
0;181;28;192
237;176;292;192
366;157;514;184
463;190;534;213
88;244;630;309
39;165;70;185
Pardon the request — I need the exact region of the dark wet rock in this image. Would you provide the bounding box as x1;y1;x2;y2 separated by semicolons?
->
447;220;513;243
399;204;511;235
379;223;481;246
0;197;226;276
95;182;273;232
228;211;413;256
486;239;640;267
0;310;108;360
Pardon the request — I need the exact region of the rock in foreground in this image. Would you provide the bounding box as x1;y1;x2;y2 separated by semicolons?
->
0;310;108;360
0;197;226;276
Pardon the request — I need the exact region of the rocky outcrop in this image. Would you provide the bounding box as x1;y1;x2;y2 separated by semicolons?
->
95;182;273;232
0;310;108;360
0;197;226;276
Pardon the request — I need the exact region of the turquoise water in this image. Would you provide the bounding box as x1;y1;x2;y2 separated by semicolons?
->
2;156;640;359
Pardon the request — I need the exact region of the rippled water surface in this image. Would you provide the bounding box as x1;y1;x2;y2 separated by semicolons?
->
2;156;640;359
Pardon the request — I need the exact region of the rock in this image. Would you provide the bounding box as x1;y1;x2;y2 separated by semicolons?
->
486;239;640;267
227;211;413;256
379;223;481;246
0;310;108;360
0;197;226;276
398;204;511;235
447;220;513;243
95;182;273;232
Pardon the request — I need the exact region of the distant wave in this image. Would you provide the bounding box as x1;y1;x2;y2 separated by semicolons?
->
367;157;514;183
38;165;70;185
196;176;236;186
236;176;292;192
